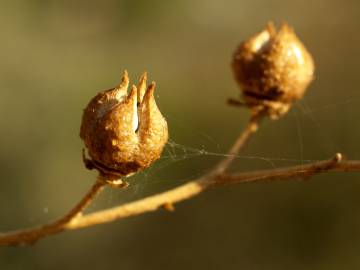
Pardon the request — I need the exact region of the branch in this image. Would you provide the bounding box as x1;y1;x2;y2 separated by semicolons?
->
1;116;360;246
63;154;360;231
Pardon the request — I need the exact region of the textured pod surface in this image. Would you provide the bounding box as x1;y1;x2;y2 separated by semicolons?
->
80;71;168;179
232;22;315;118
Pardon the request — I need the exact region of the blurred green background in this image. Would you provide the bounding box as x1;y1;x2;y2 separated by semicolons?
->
1;0;360;269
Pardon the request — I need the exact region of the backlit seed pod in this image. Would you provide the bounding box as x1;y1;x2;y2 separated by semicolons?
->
232;22;315;118
80;71;168;180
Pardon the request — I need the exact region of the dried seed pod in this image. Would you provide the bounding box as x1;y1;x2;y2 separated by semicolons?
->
232;22;315;118
80;71;168;180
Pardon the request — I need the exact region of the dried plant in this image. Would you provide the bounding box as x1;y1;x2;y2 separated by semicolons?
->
231;22;315;118
81;71;168;185
1;22;359;247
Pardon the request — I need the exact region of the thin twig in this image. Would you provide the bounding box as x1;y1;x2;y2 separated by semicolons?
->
55;176;107;224
216;153;360;184
210;109;265;175
0;176;106;246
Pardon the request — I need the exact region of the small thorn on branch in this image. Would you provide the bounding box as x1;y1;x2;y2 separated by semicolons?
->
162;202;175;212
334;153;343;163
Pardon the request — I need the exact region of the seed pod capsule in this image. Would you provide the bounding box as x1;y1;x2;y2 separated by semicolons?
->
80;71;168;180
232;22;315;118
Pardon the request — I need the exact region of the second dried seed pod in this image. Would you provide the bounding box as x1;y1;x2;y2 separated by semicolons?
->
232;22;315;118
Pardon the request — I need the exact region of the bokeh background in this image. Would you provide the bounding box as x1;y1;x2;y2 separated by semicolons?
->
1;0;360;269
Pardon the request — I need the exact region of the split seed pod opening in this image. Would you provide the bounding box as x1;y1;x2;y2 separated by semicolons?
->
80;71;168;180
232;22;315;118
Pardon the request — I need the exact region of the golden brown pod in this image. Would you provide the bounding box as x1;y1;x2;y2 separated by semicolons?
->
80;71;168;180
232;22;315;118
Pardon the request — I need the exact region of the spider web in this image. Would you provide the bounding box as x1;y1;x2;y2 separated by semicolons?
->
105;95;358;202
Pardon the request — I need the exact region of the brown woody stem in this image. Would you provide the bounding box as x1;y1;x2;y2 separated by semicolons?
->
1;116;360;246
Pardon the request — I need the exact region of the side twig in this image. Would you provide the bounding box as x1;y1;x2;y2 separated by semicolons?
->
210;109;265;175
0;176;106;246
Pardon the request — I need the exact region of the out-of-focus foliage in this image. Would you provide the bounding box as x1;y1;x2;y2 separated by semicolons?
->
1;0;360;269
